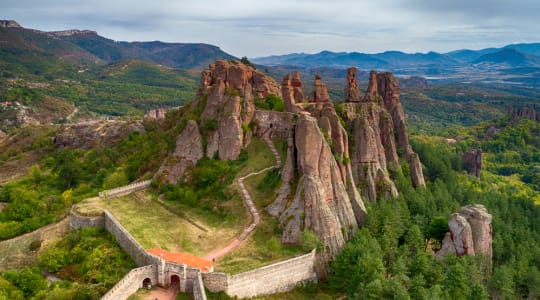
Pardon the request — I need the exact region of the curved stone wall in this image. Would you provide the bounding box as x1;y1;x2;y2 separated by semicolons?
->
101;265;158;300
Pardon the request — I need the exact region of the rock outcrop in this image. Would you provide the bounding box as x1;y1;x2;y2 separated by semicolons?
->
278;113;364;258
436;205;492;262
54;120;145;149
154;120;203;185
345;67;362;102
196;60;281;160
340;69;425;201
156;61;424;271
461;149;482;178
144;108;166;119
308;75;330;103
511;107;540;122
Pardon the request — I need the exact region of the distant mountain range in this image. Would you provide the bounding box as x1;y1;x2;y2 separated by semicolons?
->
0;20;235;70
253;43;540;85
253;44;540;69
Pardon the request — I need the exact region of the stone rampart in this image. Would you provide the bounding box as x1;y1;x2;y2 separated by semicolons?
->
227;249;317;298
101;265;158;300
69;209;105;229
202;250;317;298
103;210;160;267
193;272;207;300
201;272;229;292
100;180;152;199
253;110;294;139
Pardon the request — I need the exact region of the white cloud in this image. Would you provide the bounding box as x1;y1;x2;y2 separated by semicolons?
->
1;0;539;56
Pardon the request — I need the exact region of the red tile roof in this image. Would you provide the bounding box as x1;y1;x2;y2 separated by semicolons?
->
148;248;214;272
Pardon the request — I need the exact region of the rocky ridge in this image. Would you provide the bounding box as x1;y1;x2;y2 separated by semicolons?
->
340;68;425;201
157;60;424;267
54;120;145;149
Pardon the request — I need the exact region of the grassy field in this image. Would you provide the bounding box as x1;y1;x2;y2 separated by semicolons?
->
104;192;240;255
237;137;277;177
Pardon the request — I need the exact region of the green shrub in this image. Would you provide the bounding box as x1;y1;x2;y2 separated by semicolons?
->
254;94;285;112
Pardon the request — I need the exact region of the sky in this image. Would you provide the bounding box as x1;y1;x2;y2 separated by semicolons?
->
2;0;539;58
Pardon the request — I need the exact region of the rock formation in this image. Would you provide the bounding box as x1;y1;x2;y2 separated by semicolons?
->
156;61;424;270
308;75;330;103
196;60;281;160
340;70;425;201
54;120;145;149
436;205;492;262
461;149;482;178
154;120;203;184
345;67;362;102
511;107;540;122
277;113;364;259
144;108;166;119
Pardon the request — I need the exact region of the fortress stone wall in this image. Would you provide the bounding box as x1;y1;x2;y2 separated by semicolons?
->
101;265;158;300
252;110;294;139
202;249;317;298
103;210;160;267
69;209;104;229
99;180;152;199
69;209;206;300
193;273;206;300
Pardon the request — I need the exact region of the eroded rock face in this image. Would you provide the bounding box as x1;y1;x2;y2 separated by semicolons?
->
436;204;492;261
54;120;145;149
342;71;425;200
197;60;281;160
346;67;362;102
154;120;203;185
279;114;363;259
461;149;482;178
308;75;330;103
512;107;540;122
144;108;166;119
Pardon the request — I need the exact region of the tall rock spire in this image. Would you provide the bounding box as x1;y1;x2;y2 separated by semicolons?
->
345;67;362;102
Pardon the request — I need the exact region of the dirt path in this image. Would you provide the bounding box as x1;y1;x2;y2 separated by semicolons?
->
143;286;178;300
203;136;281;261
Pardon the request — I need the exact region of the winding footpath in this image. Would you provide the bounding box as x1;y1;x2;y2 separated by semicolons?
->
203;136;281;261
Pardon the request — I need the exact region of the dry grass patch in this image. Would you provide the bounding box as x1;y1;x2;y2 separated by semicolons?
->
103;192;238;256
72;196;106;216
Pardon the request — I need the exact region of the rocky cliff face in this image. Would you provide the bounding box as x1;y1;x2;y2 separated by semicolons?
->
277;113;364;259
340;69;425;201
269;72;373;261
154;120;203;185
54;120;144;149
197;60;281;160
156;60;281;185
511;107;540;122
436;205;492;262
